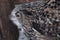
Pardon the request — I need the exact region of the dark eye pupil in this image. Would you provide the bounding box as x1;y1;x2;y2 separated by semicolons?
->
16;15;20;17
15;12;20;17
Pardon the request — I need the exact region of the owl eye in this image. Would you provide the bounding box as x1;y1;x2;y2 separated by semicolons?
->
15;11;20;17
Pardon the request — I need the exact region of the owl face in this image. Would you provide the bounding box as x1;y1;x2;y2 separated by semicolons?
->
14;0;60;37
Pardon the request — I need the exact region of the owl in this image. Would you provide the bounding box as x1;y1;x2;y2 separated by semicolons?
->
11;0;60;40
